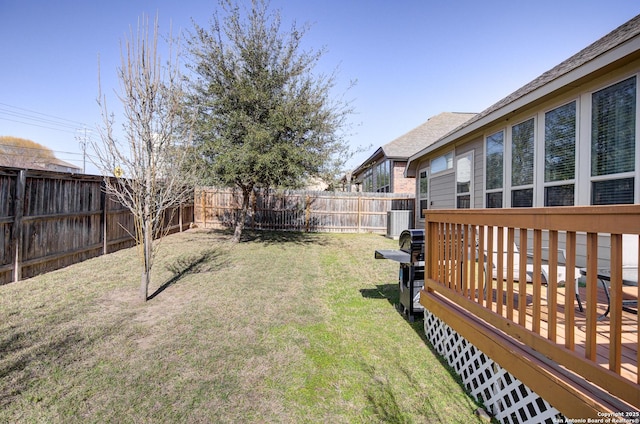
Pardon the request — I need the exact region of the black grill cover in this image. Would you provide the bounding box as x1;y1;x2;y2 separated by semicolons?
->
399;229;424;263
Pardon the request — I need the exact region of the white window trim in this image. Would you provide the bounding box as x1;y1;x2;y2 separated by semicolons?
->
481;73;639;209
430;151;454;176
504;117;536;207
455;151;474;208
417;166;429;220
576;73;639;205
484;129;506;208
536;99;579;207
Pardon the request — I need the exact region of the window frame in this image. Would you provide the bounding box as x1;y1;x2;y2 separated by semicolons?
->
418;167;429;219
375;160;391;193
479;74;639;208
509;117;536;208
542;100;577;206
484;129;505;208
456;151;473;209
430;151;454;175
588;75;637;205
362;167;374;192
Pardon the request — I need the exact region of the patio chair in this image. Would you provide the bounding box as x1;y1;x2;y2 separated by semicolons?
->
576;234;638;314
550;248;583;312
481;227;580;307
480;227;534;286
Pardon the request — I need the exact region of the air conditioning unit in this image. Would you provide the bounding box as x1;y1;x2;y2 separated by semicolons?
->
386;210;412;239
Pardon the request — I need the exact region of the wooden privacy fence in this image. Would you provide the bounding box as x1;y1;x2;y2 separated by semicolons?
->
0;167;194;285
195;187;415;233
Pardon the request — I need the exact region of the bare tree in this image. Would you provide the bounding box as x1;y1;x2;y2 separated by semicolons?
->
94;14;194;301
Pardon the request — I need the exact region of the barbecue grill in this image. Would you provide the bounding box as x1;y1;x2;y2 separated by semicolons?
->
375;229;425;321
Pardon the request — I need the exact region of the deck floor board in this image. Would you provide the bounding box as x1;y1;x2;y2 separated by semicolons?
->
482;282;638;384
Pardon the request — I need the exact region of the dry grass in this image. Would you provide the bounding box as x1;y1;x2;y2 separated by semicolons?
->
1;229;486;423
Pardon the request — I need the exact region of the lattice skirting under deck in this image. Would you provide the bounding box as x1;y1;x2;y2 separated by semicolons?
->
423;310;564;423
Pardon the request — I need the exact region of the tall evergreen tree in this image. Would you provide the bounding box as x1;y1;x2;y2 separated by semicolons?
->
186;0;353;242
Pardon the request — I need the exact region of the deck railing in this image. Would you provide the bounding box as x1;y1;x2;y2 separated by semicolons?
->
420;205;639;411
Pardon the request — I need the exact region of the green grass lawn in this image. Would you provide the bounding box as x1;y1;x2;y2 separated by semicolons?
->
1;230;487;423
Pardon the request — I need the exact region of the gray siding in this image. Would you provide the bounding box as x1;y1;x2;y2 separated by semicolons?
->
430;172;455;209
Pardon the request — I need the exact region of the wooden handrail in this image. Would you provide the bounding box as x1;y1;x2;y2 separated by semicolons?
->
421;205;640;410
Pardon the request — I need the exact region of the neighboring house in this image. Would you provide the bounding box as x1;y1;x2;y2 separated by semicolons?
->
0;156;82;174
33;158;82;174
302;176;329;191
352;112;476;193
0;136;82;174
406;14;640;226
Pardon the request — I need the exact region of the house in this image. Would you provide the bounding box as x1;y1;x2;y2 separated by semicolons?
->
34;157;82;174
402;14;640;420
406;15;640;222
352;112;475;193
0;136;82;174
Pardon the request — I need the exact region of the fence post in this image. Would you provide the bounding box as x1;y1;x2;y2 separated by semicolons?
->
12;170;26;282
357;194;362;233
101;181;108;255
251;190;256;230
305;195;311;232
200;188;206;228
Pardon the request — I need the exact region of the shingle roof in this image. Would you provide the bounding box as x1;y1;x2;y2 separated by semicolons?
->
381;112;477;159
406;13;640;175
450;13;640;136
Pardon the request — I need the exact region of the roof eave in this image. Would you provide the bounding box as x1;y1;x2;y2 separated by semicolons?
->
405;35;640;177
352;147;385;176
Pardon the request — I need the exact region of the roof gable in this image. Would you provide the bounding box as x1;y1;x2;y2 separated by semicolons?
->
382;112;477;158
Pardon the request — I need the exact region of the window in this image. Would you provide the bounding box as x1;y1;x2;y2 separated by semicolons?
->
512;188;533;207
592;178;634;204
456;153;472;208
375;160;390;192
544;101;576;206
591;76;636;204
486;192;503;208
485;130;504;208
511;118;535;207
362;168;373;192
545;184;574;207
418;168;428;218
431;151;453;174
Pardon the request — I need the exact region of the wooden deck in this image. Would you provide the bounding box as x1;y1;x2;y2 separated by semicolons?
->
420;206;640;416
500;282;638;383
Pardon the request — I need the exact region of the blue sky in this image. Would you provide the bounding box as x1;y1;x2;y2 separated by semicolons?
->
1;1;638;175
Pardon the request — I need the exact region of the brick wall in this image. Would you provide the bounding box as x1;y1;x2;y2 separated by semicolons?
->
392;161;415;194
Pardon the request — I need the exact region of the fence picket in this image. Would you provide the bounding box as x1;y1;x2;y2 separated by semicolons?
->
194;187;415;234
0;167;194;285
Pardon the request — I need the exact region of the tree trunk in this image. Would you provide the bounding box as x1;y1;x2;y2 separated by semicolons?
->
140;268;150;301
140;164;153;301
139;219;153;301
232;186;252;243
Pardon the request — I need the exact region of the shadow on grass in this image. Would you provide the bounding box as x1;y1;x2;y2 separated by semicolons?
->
363;367;411;424
201;228;330;246
360;283;399;305
360;283;491;421
148;248;228;301
0;321;122;409
240;229;330;246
